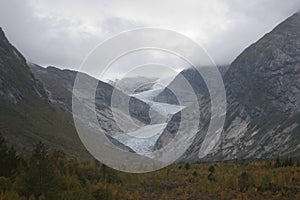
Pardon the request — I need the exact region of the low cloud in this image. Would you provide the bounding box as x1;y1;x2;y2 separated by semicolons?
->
0;0;299;74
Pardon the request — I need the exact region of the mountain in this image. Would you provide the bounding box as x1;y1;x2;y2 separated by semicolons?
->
110;76;159;94
155;12;300;161
153;65;229;106
29;63;172;154
29;64;165;132
0;28;90;158
2;11;299;162
217;12;300;160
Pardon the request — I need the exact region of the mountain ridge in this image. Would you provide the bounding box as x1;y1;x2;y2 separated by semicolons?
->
1;12;299;162
0;28;91;159
155;11;300;161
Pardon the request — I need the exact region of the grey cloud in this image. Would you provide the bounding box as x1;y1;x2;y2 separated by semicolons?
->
0;0;138;70
210;0;300;64
0;0;299;72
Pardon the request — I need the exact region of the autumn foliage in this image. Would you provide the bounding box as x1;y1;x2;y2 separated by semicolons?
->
1;134;300;199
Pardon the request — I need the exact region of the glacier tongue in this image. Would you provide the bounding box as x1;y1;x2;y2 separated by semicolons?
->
111;88;184;156
113;123;167;154
133;88;185;118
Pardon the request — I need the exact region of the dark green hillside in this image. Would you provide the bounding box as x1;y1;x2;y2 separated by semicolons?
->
0;28;90;159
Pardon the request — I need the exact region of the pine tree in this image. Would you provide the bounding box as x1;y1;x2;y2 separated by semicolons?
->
238;172;249;192
0;134;20;177
208;165;215;173
18;142;58;199
275;157;281;168
184;163;190;170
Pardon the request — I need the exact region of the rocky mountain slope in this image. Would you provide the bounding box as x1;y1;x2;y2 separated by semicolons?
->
0;28;90;158
153;65;229;106
217;11;300;160
155;12;300;161
29;64;164;133
2;11;299;162
111;76;159;94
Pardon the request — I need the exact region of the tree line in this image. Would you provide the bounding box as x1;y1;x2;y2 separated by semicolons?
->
1;133;300;200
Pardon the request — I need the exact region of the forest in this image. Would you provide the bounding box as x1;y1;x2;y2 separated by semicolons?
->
1;134;300;200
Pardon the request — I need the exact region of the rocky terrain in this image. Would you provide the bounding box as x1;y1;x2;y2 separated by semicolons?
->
0;28;90;158
0;12;299;162
29;64;160;130
154;65;229;106
155;12;300;161
29;64;168;153
111;76;159;94
216;11;300;160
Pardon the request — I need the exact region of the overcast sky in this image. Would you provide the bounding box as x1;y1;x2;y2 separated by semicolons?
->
0;0;299;75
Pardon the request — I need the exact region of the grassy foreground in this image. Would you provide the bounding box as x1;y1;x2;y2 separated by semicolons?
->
1;135;300;200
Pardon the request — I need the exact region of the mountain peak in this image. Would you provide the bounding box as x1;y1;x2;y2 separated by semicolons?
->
156;11;300;161
225;10;300;114
0;27;4;36
0;29;91;159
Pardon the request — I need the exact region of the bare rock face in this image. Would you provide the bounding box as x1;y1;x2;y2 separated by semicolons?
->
213;12;300;160
155;12;300;161
226;12;300;115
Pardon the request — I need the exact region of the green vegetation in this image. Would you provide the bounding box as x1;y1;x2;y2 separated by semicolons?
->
0;29;90;160
0;97;90;158
1;135;300;200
